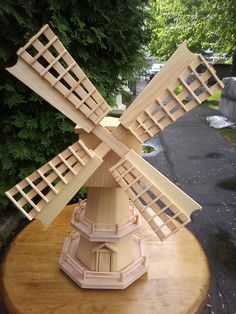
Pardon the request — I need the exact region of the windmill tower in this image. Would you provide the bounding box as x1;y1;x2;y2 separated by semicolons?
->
5;25;223;289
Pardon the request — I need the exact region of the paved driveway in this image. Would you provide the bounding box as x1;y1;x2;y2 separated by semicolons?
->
144;105;236;314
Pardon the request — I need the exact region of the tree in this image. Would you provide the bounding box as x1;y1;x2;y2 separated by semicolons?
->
148;0;236;75
0;0;150;212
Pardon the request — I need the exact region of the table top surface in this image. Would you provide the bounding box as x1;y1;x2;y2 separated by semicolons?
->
1;204;210;314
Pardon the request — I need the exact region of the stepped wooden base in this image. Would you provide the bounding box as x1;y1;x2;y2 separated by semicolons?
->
1;204;210;314
59;232;147;289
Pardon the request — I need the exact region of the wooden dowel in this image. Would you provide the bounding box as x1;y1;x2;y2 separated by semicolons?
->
51;61;76;87
167;88;188;112
40;49;67;77
179;77;201;104
58;154;77;175
65;76;87;98
78;140;94;158
48;161;68;184
123;174;143;191
31;36;58;65
131;184;152;202
5;191;34;220
25;177;49;203
36;169;59;194
15;184;40;213
75;88;96;109
68;146;85;166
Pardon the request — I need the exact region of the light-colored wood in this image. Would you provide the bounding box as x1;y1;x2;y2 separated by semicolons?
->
7;24;111;130
76;234;134;272
85;187;130;224
119;42;224;143
72;199;140;242
69;123;146;288
75;117;142;188
6;58;95;133
60;231;146;289
110;149;201;241
6;141;103;227
4;26;217;292
5;34;222;240
92;124;129;157
36;155;103;228
0;204;210;314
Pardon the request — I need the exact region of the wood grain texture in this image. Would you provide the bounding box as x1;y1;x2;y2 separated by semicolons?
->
1;204;210;314
119;42;223;143
6;59;94;133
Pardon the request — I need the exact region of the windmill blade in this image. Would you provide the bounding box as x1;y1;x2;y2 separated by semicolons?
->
119;43;224;143
110;149;201;241
6;24;111;133
6;140;103;228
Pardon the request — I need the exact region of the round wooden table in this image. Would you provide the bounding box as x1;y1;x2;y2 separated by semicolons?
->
1;204;209;314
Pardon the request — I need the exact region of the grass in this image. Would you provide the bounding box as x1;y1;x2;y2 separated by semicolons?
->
201;90;221;109
143;145;155;153
200;90;236;147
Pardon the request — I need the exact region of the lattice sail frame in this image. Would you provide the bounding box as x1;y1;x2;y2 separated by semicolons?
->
120;43;224;143
13;24;111;128
6;140;102;223
110;150;199;240
5;24;224;240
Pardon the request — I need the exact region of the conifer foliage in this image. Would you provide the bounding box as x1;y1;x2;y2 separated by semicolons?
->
0;0;149;213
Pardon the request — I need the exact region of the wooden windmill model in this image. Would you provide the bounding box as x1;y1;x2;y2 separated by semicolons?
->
5;25;223;289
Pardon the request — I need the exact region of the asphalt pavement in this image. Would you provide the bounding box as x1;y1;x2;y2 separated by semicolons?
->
143;100;236;313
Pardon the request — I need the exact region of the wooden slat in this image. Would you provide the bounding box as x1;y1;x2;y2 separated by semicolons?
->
15;185;41;213
25;177;49;203
179;77;202;104
110;149;201;241
58;154;77;175
112;163;177;235
31;36;58;65
167;88;188;112
68;146;85;166
5;140;98;223
6;58;95;133
198;55;224;88
51;61;76;87
10;24;111;130
17;24;49;56
119;42;223;143
188;65;212;95
37;170;59;194
48;161;68;184
40;49;67;77
5;191;35;220
43;27;109;120
65;76;87;98
36;155;103;227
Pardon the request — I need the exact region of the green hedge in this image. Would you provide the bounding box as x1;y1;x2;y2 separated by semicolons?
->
0;0;150;213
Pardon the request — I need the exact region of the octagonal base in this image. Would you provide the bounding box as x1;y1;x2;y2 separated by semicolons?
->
59;231;148;289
